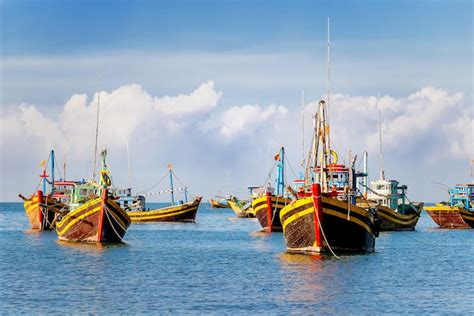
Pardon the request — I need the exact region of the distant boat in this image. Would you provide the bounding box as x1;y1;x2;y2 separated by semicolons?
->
227;194;256;218
251;147;292;232
55;149;131;243
356;95;423;231
18;150;67;231
425;184;474;229
127;164;202;223
209;198;229;209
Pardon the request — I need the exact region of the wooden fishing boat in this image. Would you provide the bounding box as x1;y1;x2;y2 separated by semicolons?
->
128;197;202;222
19;191;64;231
18;150;68;231
56;189;131;242
281;97;379;255
209;198;229;209
281;184;378;254
251;147;292;232
127;164;202;223
227;199;255;218
252;193;291;232
425;184;473;229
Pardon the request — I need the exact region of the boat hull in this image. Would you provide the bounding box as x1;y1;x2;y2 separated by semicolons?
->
228;200;255;218
209;199;229;209
459;208;474;228
252;195;292;232
425;205;470;229
23;193;65;231
376;204;423;231
56;192;131;243
280;196;378;254
128;197;202;222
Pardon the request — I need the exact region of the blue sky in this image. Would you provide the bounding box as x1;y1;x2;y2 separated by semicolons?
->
0;0;472;201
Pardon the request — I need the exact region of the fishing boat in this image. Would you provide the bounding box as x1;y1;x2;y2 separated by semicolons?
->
356;99;423;231
227;192;257;218
55;149;131;242
209;197;229;209
280;99;379;254
251;147;292;232
114;188;146;212
18;150;67;231
128;164;202;223
425;184;474;229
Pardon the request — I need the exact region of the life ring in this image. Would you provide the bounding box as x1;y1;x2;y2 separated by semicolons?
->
101;172;112;187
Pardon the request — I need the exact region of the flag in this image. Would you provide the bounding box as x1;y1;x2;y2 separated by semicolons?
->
168;163;173;170
274;153;280;161
40;160;46;168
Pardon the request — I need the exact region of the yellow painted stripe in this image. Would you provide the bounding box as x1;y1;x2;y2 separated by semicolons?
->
129;203;196;217
130;207;197;221
108;209;128;228
56;197;102;230
378;206;418;220
282;208;314;231
425;205;461;211
378;211;418;225
323;209;372;234
322;196;369;217
280;198;312;217
56;207;101;236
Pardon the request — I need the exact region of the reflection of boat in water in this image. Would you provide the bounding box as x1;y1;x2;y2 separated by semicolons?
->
251;147;292;232
56;150;131;243
127;164;202;223
425;184;474;229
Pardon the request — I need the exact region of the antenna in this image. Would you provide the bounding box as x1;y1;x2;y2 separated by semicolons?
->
326;17;331;153
92;91;101;181
127;139;132;188
301;90;305;167
377;92;385;180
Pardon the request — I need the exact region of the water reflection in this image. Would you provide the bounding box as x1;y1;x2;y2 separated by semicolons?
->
57;240;127;255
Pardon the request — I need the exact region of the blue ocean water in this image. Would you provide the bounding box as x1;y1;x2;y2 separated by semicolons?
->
0;202;473;314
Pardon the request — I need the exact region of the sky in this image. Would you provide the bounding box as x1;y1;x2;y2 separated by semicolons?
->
0;0;473;202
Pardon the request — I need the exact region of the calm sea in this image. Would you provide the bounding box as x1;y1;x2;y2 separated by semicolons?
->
0;202;473;314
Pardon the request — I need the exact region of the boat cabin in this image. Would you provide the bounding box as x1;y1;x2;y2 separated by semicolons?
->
115;188;146;212
449;184;474;210
368;178;407;210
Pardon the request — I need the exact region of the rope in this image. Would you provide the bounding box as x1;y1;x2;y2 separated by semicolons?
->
313;194;340;259
261;159;278;189
171;170;196;200
103;204;127;243
136;171;168;195
104;204;143;245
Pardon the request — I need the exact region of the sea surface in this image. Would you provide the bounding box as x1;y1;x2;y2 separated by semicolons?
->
0;202;473;315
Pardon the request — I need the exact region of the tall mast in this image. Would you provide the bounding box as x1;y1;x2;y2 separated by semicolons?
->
377;92;385;180
92;91;101;181
326;17;331;154
126;139;132;188
51;150;55;193
168;164;175;206
301;90;305;167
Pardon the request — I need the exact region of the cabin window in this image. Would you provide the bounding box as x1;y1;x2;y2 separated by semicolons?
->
80;188;87;195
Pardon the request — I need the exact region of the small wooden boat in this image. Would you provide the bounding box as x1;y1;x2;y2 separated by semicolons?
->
56;189;131;242
227;199;254;218
425;184;474;229
252;193;291;232
18;150;67;231
128;197;201;222
19;191;64;231
127;164;202;223
209;198;229;209
251;147;292;232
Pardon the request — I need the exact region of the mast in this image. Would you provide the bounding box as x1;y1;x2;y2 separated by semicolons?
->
275;147;285;195
377;92;385;180
301;90;305;167
126;139;132;188
326;17;331;155
168;164;175;206
92;91;101;182
51;150;55;193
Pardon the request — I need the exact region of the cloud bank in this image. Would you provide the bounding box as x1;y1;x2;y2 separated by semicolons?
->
0;83;471;201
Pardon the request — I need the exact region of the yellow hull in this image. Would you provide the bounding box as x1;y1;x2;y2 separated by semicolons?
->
128;197;202;222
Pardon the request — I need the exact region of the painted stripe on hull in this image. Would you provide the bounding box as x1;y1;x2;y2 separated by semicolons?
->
251;195;292;231
459;208;474;228
280;196;376;253
23;195;63;230
57;197;130;243
376;205;422;231
128;198;201;222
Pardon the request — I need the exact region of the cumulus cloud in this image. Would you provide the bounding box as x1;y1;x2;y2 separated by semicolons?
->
0;84;471;201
